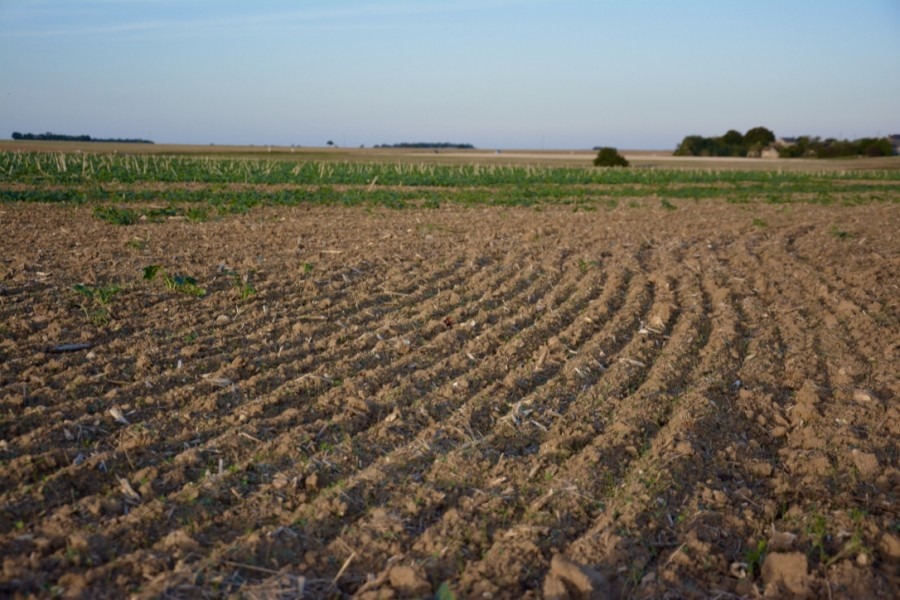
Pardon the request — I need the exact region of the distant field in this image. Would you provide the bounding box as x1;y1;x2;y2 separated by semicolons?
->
0;148;898;598
2;139;899;171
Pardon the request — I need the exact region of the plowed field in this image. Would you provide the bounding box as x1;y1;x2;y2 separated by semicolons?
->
1;198;898;598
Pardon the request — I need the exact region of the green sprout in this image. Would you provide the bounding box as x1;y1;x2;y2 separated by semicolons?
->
143;265;206;297
73;283;121;326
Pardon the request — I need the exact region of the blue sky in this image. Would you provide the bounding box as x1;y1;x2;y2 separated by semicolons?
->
1;0;898;149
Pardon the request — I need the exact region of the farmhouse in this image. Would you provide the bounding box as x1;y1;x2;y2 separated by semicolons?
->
889;134;900;155
747;145;780;159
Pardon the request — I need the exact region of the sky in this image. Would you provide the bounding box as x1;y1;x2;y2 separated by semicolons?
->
1;0;898;150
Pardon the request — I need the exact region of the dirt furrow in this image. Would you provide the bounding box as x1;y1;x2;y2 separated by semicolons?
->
31;247;588;584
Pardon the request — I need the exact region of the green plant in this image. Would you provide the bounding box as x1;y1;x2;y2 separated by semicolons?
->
829;226;852;239
302;262;314;275
435;581;458;600
745;538;767;577
578;259;599;274
593;147;629;167
143;265;206;297
752;218;768;227
225;270;256;300
73;283;121;325
93;205;139;225
806;512;830;562
660;199;677;211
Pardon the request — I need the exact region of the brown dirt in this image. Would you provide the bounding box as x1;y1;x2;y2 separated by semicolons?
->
0;201;897;598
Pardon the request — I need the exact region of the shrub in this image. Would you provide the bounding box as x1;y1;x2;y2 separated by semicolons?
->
593;147;629;167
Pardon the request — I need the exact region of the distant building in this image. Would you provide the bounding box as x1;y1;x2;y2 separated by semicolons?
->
777;137;799;146
889;134;900;155
747;145;781;158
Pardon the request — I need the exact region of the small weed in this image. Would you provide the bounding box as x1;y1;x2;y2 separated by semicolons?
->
226;270;256;301
302;262;314;275
185;206;210;222
660;199;677;211
143;265;206;297
435;581;458;600
752;218;768;228
125;237;147;251
829;226;852;239
73;283;121;326
745;538;767;577
93;205;139;225
577;259;599;274
806;512;830;562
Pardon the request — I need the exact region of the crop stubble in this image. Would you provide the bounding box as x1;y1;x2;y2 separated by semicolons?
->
0;199;897;598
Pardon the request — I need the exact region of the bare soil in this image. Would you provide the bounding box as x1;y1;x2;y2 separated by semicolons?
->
0;200;897;598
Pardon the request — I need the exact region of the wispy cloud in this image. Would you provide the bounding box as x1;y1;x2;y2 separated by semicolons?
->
1;0;546;38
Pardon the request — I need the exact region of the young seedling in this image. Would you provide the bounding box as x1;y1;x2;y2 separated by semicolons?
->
93;205;139;225
73;283;121;326
224;269;256;301
143;265;206;297
829;226;852;239
744;538;767;578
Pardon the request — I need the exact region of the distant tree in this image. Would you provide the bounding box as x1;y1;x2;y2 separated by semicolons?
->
326;140;334;147
9;131;152;143
674;135;709;156
744;126;775;147
593;147;629;167
858;137;893;157
375;142;475;149
722;129;744;146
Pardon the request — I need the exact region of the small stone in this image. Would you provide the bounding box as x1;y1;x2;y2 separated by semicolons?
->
749;461;774;478
853;389;877;404
851;450;880;477
543;574;569;600
388;565;431;597
216;314;230;325
547;554;610;599
768;531;797;552
879;533;900;562
795;380;820;405
761;552;809;598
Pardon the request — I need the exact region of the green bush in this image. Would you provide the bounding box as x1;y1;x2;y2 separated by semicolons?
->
593;147;629;167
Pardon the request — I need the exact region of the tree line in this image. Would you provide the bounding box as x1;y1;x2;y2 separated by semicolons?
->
776;136;893;158
11;132;154;144
674;127;895;158
374;142;475;149
674;127;776;157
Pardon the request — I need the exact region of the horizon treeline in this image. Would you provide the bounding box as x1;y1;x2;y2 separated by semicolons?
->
674;127;776;157
373;142;475;149
675;127;895;159
776;136;894;158
11;132;154;144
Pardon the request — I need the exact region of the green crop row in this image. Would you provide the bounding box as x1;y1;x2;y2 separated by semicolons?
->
0;181;894;215
3;151;900;187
